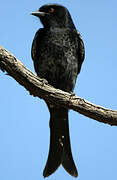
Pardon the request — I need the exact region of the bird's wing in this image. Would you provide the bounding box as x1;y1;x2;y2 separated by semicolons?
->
76;31;85;74
31;28;45;74
31;28;43;61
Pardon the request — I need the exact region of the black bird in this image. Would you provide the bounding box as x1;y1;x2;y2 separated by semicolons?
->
31;4;85;178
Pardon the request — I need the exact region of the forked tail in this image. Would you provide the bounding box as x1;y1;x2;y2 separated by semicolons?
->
43;107;78;178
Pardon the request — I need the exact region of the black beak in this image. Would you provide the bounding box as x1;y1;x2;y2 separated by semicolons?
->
31;11;47;17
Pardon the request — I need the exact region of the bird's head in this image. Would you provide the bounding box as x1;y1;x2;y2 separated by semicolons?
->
31;4;75;29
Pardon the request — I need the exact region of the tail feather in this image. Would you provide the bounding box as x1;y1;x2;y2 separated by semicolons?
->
62;118;78;177
43;129;63;177
43;106;78;178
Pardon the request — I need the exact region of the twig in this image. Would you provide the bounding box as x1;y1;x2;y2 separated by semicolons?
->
0;46;117;126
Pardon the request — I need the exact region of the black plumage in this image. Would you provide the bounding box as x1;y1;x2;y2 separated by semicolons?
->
31;4;85;178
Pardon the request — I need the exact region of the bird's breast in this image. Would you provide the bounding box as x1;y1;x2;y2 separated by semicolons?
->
37;29;78;91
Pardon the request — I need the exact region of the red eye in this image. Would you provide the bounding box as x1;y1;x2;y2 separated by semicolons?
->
49;8;55;13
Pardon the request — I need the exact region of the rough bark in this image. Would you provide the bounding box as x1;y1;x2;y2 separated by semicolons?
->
0;46;117;126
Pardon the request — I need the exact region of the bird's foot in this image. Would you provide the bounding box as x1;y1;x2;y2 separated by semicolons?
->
69;92;76;101
70;92;75;96
41;78;48;86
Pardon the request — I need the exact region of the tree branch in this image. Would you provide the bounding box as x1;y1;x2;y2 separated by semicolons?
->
0;46;117;126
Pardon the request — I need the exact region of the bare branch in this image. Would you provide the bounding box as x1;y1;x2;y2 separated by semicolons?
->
0;46;117;126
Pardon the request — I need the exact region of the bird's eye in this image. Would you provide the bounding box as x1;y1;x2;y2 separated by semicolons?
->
49;8;55;13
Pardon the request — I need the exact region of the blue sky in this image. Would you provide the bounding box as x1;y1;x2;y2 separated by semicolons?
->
0;0;117;180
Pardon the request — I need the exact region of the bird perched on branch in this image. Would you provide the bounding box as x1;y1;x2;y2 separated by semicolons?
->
31;4;85;178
